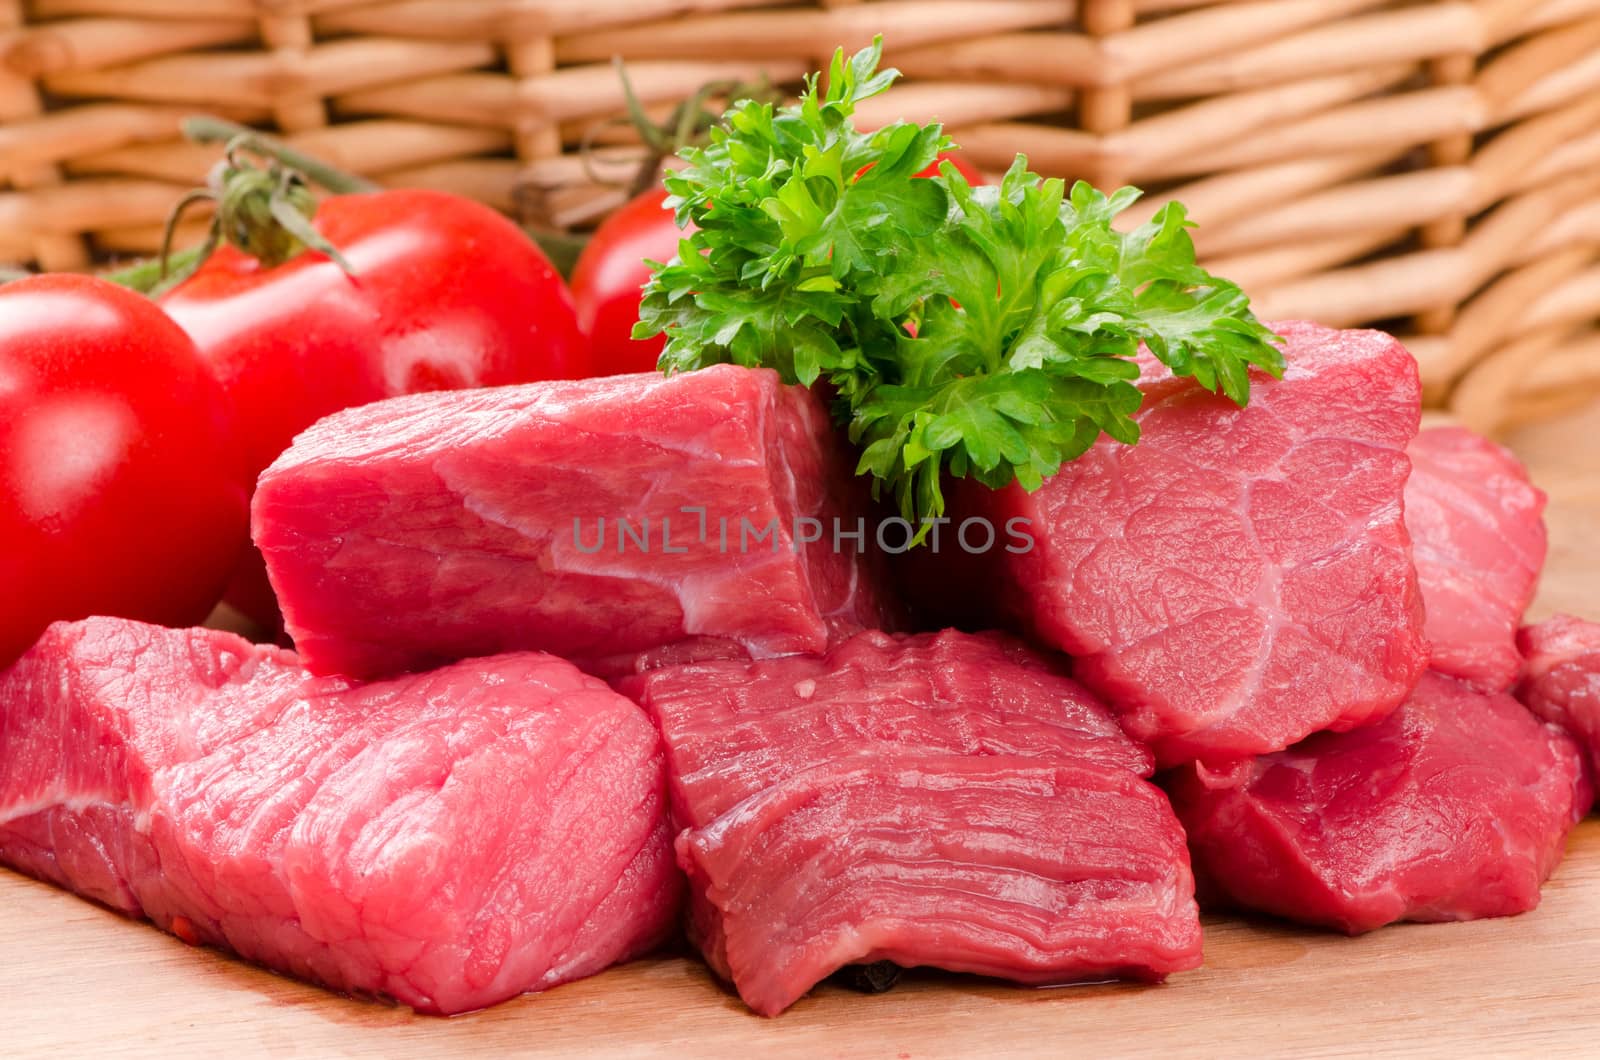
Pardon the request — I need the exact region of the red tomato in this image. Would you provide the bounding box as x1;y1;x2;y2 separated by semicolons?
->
163;188;588;479
161;188;588;630
570;189;691;378
865;151;985;185
573;151;986;377
0;275;249;666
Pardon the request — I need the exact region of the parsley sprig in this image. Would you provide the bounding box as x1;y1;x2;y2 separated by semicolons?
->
636;39;1283;534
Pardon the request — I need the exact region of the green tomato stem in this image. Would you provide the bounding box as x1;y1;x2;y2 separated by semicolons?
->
104;121;375;297
101;247;203;296
181;116;378;196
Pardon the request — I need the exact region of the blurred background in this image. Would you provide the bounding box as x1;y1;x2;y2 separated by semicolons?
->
2;0;1598;440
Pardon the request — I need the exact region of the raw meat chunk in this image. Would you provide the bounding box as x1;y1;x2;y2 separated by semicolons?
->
254;365;894;678
1167;671;1591;934
628;629;1201;1016
681;756;1202;1017
1518;615;1600;780
934;320;1427;765
1406;426;1546;690
622;628;1154;823
0;618;680;1014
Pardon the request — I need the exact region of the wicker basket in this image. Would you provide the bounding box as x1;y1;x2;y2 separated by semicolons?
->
2;0;1598;433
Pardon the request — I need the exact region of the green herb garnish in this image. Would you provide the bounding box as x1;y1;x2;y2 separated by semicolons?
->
636;38;1283;535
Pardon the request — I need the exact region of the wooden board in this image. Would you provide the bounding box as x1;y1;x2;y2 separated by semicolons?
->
5;406;1600;1059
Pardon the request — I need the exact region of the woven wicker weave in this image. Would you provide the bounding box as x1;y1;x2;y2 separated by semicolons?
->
2;0;1598;432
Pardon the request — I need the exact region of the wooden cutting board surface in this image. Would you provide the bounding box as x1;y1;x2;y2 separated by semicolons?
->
5;405;1599;1059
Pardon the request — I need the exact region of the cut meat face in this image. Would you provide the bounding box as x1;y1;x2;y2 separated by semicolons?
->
254;365;894;679
0;618;681;1015
1518;615;1600;782
1405;426;1547;691
933;320;1427;765
681;756;1201;1017
622;628;1155;823
1167;671;1592;934
627;629;1202;1016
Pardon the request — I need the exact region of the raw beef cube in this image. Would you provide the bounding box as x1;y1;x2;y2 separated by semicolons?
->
629;629;1201;1016
254;365;894;679
0;618;681;1015
1167;671;1592;934
680;756;1203;1017
933;320;1427;765
623;628;1154;824
1405;426;1547;691
1518;615;1600;781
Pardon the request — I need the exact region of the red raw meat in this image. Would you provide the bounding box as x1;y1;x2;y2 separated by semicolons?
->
0;618;680;1014
627;629;1201;1016
1405;426;1547;691
682;756;1201;1017
1518;615;1600;781
254;365;894;679
623;629;1154;822
1167;671;1592;934
929;320;1427;765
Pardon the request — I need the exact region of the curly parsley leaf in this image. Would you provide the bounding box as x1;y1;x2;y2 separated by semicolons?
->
636;37;1284;537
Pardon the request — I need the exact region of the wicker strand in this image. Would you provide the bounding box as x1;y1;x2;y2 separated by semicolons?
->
0;0;88;269
1078;0;1134;189
0;0;1596;426
1414;52;1475;335
257;13;327;134
505;30;560;162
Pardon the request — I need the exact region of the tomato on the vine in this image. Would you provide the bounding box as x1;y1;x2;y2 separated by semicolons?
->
570;189;691;378
0;275;249;666
160;188;589;629
572;151;986;377
163;188;588;482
